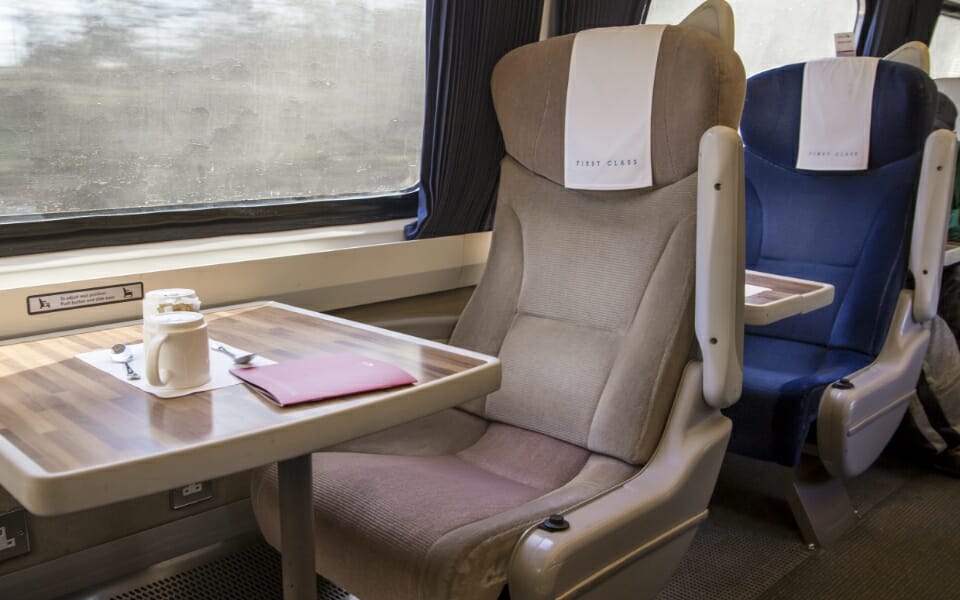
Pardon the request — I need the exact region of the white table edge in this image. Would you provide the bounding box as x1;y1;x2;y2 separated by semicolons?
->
744;270;836;326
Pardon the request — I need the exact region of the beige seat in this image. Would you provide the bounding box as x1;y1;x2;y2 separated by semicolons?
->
251;3;746;599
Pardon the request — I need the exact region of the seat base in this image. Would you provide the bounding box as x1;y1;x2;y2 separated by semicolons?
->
783;454;859;547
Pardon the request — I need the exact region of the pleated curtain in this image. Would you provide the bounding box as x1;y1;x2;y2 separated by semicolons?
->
858;0;945;57
406;0;652;240
404;0;543;239
557;0;650;35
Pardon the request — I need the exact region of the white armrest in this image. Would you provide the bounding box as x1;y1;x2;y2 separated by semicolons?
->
911;129;957;323
818;292;930;479
695;126;744;408
508;364;729;600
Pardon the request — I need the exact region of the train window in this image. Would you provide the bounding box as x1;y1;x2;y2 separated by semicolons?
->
0;1;424;253
646;0;858;75
931;6;960;78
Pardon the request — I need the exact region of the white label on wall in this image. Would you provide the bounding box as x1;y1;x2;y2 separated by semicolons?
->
27;282;144;315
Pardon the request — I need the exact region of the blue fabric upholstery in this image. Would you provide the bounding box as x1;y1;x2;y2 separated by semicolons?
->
725;337;873;466
726;59;937;467
740;62;936;171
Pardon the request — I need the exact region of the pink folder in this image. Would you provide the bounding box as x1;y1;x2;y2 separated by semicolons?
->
231;353;416;406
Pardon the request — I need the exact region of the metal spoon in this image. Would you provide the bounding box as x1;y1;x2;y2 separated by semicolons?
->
110;343;140;380
215;345;256;365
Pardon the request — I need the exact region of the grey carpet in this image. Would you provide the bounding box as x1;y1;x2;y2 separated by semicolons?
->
658;452;959;600
760;470;960;600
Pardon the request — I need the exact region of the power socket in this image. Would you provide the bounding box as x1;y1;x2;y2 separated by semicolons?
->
169;480;213;510
0;508;30;562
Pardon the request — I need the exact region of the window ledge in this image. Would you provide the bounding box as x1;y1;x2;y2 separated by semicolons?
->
0;219;411;291
0;222;491;340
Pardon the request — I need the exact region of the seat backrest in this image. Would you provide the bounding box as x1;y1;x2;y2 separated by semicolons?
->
740;59;938;357
937;78;960;239
449;24;744;466
937;77;960;130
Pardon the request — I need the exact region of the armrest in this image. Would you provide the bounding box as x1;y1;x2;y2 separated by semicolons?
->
508;364;730;600
911;129;957;323
818;291;930;479
696;126;744;408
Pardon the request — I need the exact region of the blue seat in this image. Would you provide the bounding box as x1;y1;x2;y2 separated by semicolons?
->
724;55;957;545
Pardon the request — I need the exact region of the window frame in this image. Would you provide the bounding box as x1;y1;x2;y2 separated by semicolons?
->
0;188;419;257
0;2;426;257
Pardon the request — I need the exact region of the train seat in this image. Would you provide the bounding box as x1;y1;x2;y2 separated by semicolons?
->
249;3;747;599
937;77;960;123
723;52;958;545
935;78;960;240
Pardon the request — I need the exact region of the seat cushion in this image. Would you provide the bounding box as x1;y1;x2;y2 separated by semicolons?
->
251;414;637;600
723;335;873;466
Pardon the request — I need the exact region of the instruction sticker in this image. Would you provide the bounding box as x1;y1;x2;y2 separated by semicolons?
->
834;32;856;57
27;282;144;315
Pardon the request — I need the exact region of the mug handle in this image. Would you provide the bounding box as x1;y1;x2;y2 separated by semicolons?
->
145;334;170;386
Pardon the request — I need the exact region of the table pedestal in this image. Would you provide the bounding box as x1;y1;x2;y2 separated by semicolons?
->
279;455;317;600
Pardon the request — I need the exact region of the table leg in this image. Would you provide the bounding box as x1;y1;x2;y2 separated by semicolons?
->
279;454;316;600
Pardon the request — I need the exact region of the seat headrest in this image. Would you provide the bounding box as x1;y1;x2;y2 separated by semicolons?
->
883;41;930;74
678;0;735;49
491;23;745;189
741;58;937;171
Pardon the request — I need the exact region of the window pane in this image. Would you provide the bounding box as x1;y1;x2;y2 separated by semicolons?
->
931;13;960;78
646;0;858;76
0;1;425;220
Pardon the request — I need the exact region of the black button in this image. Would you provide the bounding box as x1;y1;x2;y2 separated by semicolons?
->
539;514;570;532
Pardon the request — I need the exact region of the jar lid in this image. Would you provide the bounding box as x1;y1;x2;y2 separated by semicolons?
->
152;311;204;331
145;288;197;300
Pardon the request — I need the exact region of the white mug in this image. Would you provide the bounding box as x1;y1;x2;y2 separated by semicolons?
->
142;288;202;348
145;311;211;389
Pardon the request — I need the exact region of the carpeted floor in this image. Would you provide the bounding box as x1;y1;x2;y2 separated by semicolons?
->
658;451;960;600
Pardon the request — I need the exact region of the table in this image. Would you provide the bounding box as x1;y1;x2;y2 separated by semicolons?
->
0;302;500;599
744;270;836;326
946;241;960;267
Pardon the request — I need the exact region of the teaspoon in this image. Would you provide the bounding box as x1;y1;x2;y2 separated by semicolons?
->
110;344;141;380
215;345;256;365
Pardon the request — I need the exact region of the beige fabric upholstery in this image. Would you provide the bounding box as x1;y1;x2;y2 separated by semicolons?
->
453;158;698;463
492;25;745;188
251;21;745;600
252;414;636;600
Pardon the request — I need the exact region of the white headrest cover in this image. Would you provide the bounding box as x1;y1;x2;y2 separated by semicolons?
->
564;25;666;190
797;57;879;171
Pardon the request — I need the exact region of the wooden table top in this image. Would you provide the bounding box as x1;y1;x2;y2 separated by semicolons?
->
0;303;500;515
744;270;835;326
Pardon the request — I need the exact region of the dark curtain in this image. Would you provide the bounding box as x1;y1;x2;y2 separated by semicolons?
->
557;0;651;35
858;0;945;57
404;0;543;240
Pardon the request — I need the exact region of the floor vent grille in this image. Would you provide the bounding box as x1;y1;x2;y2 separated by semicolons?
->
102;541;352;600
